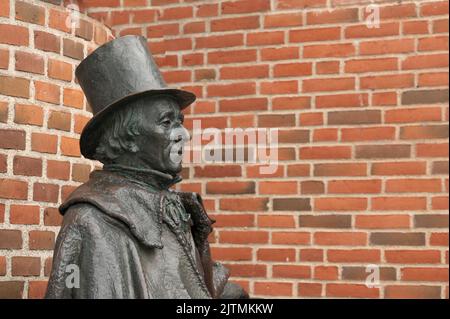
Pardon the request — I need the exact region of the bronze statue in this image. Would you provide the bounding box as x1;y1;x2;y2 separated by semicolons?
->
45;35;248;299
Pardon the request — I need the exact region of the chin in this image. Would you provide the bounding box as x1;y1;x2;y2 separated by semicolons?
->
166;162;183;176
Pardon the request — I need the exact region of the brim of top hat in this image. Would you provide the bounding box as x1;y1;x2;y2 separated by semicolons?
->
79;88;196;160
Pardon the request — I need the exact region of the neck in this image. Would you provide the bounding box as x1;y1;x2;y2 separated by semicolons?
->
103;163;182;191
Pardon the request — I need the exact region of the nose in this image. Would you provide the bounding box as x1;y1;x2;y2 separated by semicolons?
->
171;125;191;143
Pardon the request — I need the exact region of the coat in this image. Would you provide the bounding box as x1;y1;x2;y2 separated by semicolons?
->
45;169;247;299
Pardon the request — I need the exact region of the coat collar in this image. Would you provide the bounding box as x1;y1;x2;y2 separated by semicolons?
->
102;163;182;191
59;169;215;251
59;169;166;248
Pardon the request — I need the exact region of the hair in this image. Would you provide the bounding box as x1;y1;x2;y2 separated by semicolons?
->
92;94;178;164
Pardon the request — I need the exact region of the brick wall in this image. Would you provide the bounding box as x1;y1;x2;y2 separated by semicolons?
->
0;0;113;298
0;0;448;299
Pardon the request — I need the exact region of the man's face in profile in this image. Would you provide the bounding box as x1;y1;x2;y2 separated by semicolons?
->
133;95;190;175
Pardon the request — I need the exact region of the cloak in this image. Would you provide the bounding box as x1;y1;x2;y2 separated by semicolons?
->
45;169;247;299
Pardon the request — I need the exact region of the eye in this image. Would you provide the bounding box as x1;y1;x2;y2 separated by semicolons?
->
160;119;171;127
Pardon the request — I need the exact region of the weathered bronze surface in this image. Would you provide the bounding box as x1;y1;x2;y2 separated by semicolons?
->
45;35;248;299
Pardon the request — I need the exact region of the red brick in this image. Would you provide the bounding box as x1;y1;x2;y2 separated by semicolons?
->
13;156;42;177
247;31;284;46
261;80;298;95
300;146;351;160
402;53;448;70
257;248;296;262
264;12;303;28
206;181;254;194
28;281;48;299
303;77;355;92
14;104;44;126
298;283;322;297
0;24;29;46
300;249;323;262
15;1;45;25
360;39;415;55
222;0;270;14
418;36;449;51
345;22;399;38
44;207;63;226
219;231;269;244
15;52;44;75
258;215;296;228
61;136;81;157
342;127;395;141
160;6;193;20
220;66;269;80
417;143;449;157
315;232;367;246
272;96;310;110
328;180;381;194
299;112;321;125
272;232;310;245
33;183;59;203
290;27;340;42
328;249;381;263
63;88;84;109
314;163;367;177
35;81;60;104
12;257;40;276
307;8;358;24
48;59;73;82
403;20;429;35
419;72;449;87
207;82;255;97
49;9;70;33
147;23;179;38
0;179;28;200
315;266;338;280
0;129;26;150
315;197;367;211
48;111;71;131
274;63;312;77
10;205;40;225
372;197;427;211
254;282;292;297
372;162;426;176
220;198;268;211
211;247;252;261
0;76;30;98
273;265;311;279
261;47;299;61
385;250;441;264
29;231;55;250
208;49;256;64
361;74;414;89
327;284;379;298
420;1;449;16
183;21;205;34
385;285;441;299
303;43;355;58
47;160;70;181
211;214;254;228
386;178;441;193
211;16;259;32
356;215;410;229
0;49;8;69
31;133;57;154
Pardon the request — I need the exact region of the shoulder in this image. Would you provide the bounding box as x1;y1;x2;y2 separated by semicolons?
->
61;203;126;237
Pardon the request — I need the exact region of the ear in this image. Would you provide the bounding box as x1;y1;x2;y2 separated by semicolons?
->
125;139;140;153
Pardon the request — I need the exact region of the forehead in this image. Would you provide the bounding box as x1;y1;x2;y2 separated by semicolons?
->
143;95;181;117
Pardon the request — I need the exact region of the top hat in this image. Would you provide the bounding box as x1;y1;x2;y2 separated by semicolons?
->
75;35;196;160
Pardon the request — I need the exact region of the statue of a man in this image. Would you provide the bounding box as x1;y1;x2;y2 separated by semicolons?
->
45;36;248;299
